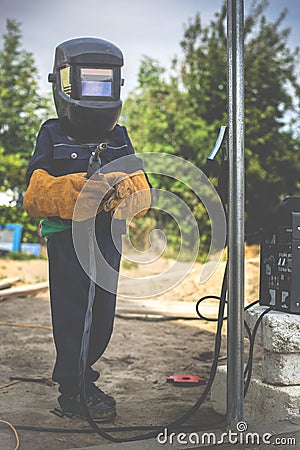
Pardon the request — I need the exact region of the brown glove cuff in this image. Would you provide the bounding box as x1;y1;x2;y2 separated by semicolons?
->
24;169;87;218
24;169;112;221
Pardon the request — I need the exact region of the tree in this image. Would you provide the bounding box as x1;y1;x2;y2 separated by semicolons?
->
123;57;216;255
180;4;227;126
243;3;300;231
124;0;300;242
123;56;214;165
180;0;300;233
0;19;52;198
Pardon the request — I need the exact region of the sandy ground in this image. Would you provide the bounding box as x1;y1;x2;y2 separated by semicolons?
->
0;249;262;450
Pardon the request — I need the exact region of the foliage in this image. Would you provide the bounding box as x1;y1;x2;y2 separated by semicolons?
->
178;0;300;233
123;57;216;255
0;19;53;198
123;0;300;251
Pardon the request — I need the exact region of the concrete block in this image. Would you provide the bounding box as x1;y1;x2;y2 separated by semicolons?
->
245;306;300;352
211;366;227;415
211;365;300;424
263;351;300;385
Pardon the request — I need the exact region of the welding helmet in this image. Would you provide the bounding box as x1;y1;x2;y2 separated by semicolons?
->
48;37;124;142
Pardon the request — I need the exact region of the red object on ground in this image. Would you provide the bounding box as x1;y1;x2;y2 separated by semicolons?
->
166;374;206;387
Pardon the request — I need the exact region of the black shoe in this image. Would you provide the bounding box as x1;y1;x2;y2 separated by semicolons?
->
58;392;116;422
88;384;116;407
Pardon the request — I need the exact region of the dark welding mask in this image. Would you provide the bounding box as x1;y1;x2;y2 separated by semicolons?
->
48;37;124;143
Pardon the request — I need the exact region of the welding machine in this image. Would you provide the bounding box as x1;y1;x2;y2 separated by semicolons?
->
259;197;300;314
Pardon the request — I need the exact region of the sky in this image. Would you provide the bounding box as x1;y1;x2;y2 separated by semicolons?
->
1;0;300;100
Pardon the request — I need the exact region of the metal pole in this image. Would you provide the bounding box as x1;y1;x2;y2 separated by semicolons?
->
226;0;245;426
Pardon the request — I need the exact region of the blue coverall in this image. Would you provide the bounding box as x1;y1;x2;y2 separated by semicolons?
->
26;118;143;396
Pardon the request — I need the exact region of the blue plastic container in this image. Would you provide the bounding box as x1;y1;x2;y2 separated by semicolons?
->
0;224;22;252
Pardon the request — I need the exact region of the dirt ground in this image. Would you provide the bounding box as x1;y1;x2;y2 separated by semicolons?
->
0;248;261;450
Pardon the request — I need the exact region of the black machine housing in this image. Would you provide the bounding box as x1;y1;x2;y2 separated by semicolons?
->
259;197;300;314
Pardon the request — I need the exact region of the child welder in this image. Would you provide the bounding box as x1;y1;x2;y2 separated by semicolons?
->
23;37;151;422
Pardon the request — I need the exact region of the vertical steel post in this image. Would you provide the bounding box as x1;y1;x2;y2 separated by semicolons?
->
226;0;245;426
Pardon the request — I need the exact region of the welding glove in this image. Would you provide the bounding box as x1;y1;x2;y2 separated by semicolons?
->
102;170;151;220
24;169;114;222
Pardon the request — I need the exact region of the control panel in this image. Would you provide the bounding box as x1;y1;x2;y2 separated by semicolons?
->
259;214;300;314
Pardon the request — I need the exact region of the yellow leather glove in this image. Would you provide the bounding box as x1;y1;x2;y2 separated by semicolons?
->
24;169;114;222
102;170;151;219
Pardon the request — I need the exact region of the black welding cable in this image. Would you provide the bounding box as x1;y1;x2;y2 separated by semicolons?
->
12;281;272;439
75;152;231;443
12;301;271;437
73;263;229;443
13;418;225;434
12;260;269;441
14;254;266;440
77;223;121;442
164;262;228;430
11;263;227;439
197;290;272;398
115;314;200;321
77;222;158;443
243;306;272;396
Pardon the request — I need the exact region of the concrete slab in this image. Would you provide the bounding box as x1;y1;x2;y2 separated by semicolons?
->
263;351;300;385
245;306;300;352
211;365;300;423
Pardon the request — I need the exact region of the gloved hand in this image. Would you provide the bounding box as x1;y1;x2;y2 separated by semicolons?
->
102;170;151;219
24;169;114;222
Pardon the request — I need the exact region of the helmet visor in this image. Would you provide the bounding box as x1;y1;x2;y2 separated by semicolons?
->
80;68;113;98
